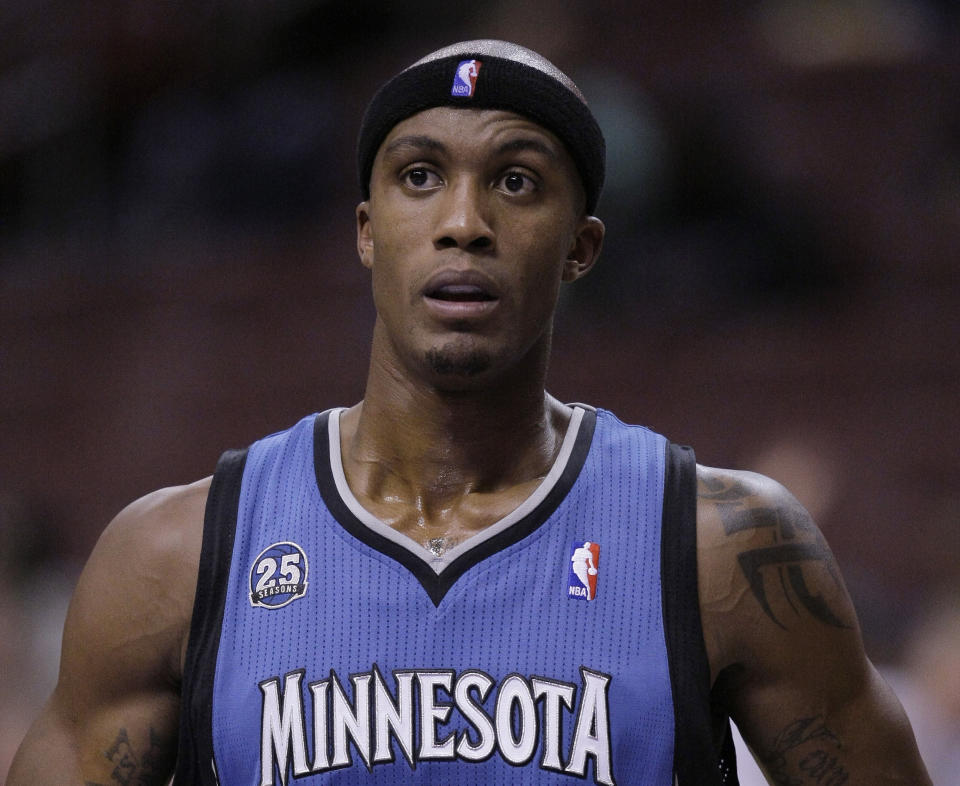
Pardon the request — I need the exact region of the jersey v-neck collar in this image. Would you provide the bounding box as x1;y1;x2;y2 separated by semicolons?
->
312;405;597;606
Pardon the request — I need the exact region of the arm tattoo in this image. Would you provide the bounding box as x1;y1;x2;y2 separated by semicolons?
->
700;475;850;630
766;716;851;785
100;727;167;785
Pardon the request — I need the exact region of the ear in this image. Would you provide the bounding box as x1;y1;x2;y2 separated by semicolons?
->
356;201;374;269
561;215;605;282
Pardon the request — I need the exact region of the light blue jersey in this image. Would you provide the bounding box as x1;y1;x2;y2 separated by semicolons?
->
175;407;736;785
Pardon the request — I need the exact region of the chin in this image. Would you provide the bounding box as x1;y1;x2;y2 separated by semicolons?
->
425;346;493;379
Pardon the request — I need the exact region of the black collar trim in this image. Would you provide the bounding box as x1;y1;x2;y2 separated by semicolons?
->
312;407;597;606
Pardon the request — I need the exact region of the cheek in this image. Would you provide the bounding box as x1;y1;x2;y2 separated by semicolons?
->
367;235;428;323
369;259;411;321
368;208;436;285
509;223;575;292
508;260;568;334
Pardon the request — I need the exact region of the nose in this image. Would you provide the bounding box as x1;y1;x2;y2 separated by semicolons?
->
433;179;494;252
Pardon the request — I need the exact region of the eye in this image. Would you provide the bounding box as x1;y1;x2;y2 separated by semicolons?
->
401;166;442;190
496;170;538;196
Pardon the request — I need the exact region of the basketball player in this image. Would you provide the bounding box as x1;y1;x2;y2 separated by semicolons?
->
9;40;931;785
570;541;598;600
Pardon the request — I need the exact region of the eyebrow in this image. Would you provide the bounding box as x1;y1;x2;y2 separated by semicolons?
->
495;137;559;160
382;134;559;161
382;135;447;157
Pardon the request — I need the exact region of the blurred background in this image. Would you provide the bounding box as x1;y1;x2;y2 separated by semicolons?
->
1;0;958;781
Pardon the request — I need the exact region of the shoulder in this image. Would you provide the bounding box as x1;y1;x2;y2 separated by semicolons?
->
694;465;813;548
693;465;856;679
694;464;814;579
694;463;822;565
90;477;210;591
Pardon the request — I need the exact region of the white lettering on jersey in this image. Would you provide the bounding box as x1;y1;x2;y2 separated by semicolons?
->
454;670;496;761
532;676;576;771
566;668;614;784
258;664;615;785
495;674;538;764
330;672;371;769
258;670;310;786
417;670;457;759
308;679;329;771
372;666;415;766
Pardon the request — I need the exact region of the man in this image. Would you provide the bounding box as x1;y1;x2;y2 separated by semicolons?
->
9;40;930;785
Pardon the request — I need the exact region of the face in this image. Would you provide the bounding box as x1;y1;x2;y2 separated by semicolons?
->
357;107;604;390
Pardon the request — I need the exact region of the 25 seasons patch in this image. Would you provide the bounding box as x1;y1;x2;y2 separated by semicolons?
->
250;541;309;609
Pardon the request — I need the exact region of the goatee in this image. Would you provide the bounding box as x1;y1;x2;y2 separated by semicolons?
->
426;345;492;377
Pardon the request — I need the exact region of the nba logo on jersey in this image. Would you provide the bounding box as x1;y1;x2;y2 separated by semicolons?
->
451;59;482;97
568;540;600;601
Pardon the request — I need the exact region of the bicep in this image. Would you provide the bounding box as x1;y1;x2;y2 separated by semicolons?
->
717;556;877;783
9;688;178;786
7;695;85;784
728;658;928;785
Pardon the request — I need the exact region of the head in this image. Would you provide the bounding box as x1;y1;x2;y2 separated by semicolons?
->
355;41;606;391
357;40;606;216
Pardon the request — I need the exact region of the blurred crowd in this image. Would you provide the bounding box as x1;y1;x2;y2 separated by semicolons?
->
1;0;958;781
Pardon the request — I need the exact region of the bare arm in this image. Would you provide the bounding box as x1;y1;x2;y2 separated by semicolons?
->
697;466;930;785
8;479;208;786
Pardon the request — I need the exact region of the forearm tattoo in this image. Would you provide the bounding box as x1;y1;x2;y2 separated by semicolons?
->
700;475;849;630
765;716;851;785
85;727;166;786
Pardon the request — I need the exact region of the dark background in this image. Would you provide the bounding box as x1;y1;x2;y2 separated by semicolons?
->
2;0;958;778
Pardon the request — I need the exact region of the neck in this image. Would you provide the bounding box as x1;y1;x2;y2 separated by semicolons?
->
340;326;571;515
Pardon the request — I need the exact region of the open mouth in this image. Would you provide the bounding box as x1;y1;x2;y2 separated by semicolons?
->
426;284;497;302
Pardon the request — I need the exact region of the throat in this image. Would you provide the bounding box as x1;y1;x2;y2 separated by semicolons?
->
391;496;515;549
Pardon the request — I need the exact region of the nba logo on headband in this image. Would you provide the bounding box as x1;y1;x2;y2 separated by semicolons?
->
451;59;482;97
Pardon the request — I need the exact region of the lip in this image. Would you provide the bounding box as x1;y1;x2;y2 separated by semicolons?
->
421;269;501;320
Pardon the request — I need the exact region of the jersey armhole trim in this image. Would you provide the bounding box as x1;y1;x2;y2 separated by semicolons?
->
661;442;738;785
174;447;248;785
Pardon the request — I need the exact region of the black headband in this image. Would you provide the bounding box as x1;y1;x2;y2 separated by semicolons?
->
356;53;606;213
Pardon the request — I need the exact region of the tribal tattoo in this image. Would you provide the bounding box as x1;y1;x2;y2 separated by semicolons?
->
700;475;850;630
85;727;167;786
765;716;851;785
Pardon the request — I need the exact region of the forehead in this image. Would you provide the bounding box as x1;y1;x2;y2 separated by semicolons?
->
377;106;568;162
